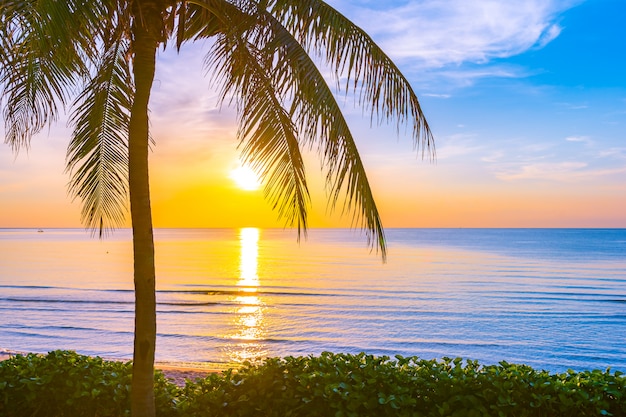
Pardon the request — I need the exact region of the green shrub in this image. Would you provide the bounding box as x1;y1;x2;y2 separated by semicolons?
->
1;350;624;417
0;350;177;417
179;353;626;417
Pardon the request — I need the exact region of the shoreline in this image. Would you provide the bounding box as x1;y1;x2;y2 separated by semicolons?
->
0;350;229;386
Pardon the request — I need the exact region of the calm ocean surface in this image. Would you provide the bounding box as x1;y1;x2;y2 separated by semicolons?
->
1;228;625;372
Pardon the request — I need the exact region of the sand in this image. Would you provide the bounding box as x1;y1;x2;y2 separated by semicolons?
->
157;364;221;386
0;351;225;387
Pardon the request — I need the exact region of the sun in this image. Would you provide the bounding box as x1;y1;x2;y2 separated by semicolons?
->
230;165;261;191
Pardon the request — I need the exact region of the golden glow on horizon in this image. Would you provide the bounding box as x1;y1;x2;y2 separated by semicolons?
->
229;165;261;191
3;134;626;228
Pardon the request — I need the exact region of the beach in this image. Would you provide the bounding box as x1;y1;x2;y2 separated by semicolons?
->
1;349;220;387
156;364;217;386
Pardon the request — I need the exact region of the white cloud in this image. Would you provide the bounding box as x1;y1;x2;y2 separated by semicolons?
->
435;134;483;159
597;147;626;160
432;64;527;87
565;135;593;145
496;161;587;181
481;151;505;163
422;93;451;99
330;0;580;67
555;102;589;110
495;160;626;182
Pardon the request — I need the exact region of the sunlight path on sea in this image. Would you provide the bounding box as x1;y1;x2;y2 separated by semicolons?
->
224;228;268;362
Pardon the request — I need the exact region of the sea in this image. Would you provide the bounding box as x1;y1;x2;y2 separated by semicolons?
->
1;228;625;373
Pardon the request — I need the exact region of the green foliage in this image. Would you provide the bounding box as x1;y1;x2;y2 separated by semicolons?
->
178;353;626;417
0;350;177;417
1;350;625;416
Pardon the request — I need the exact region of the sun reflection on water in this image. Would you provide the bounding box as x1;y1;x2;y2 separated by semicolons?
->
224;228;268;363
238;228;259;290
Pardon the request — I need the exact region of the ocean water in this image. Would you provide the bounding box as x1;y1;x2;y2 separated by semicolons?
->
1;228;625;372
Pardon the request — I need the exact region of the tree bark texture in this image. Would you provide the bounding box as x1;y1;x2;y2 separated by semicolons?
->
129;1;161;416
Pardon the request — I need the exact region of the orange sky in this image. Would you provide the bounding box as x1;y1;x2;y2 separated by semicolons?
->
2;127;623;229
1;1;625;229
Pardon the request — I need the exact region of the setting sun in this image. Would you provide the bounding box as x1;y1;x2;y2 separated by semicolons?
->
230;166;261;191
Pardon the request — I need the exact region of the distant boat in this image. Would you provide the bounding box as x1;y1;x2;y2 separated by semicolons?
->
37;229;44;233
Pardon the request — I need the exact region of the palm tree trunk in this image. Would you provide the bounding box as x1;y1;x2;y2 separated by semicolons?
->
128;3;160;416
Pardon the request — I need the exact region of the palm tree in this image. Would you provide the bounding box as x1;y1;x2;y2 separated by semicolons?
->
1;1;433;416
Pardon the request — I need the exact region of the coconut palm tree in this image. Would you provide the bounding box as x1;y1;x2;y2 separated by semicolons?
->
0;0;433;416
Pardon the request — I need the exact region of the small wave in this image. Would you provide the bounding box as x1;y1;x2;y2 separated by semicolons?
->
0;284;58;290
157;310;231;316
0;284;134;293
1;298;133;305
158;302;223;306
158;289;336;298
0;306;134;314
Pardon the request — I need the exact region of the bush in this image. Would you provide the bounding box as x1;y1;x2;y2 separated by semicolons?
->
178;353;626;417
1;350;624;416
0;350;177;417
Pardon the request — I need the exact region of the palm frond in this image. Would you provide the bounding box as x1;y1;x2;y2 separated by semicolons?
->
253;7;388;257
66;37;133;236
0;0;108;150
269;0;434;157
178;2;221;40
194;0;311;235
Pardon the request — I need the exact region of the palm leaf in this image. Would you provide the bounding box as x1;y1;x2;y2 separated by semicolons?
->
254;6;389;257
195;0;311;235
66;37;134;236
269;0;434;156
0;0;103;150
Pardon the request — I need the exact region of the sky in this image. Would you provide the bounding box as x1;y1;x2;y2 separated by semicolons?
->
1;0;625;229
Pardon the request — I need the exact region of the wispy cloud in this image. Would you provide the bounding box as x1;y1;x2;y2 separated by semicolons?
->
422;93;451;99
481;151;505;163
493;155;626;182
565;135;593;145
335;0;579;67
495;161;588;181
428;64;528;88
556;102;589;110
597;147;626;160
435;134;483;159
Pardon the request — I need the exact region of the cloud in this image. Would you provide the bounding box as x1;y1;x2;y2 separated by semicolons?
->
481;151;505;163
151;45;239;145
555;102;589;110
496;161;587;181
495;160;626;182
331;0;580;67
597;147;626;160
435;134;483;159
422;93;451;99
565;135;593;145
429;64;528;88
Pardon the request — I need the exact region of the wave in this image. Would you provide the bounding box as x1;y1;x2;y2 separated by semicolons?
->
0;284;341;298
1;298;134;305
0;298;268;309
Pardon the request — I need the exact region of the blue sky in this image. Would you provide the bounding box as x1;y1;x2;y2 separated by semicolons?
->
328;0;626;226
1;0;625;228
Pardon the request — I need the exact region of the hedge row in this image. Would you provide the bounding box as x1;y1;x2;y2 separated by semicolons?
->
1;350;624;416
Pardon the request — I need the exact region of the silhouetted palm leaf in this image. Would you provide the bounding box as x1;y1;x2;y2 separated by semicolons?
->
201;4;311;235
66;36;133;236
0;0;106;150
